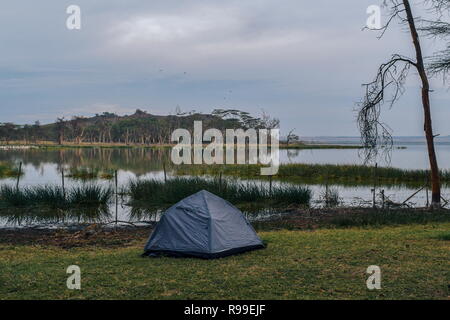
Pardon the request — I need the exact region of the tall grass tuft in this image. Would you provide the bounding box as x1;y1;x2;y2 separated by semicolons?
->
128;177;311;212
27;185;66;208
0;184;113;210
0;185;30;207
68;185;113;206
174;163;450;187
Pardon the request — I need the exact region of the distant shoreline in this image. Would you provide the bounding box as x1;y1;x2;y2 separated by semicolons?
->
0;141;363;150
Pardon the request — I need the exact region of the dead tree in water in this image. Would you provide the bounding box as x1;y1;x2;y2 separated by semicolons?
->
55;118;66;145
358;0;449;208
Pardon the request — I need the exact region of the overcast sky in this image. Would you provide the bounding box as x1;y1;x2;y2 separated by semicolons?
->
0;0;449;136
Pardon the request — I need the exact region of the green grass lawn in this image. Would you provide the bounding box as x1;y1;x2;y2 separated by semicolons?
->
0;223;449;300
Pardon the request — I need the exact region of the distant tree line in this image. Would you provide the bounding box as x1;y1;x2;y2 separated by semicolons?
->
0;109;284;145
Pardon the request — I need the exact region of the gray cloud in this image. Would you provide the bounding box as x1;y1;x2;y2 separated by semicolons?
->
0;0;449;136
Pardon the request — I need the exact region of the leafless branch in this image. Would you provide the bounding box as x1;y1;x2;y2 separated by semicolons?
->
420;20;450;77
357;54;416;163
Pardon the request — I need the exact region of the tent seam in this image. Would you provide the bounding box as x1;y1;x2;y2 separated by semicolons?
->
202;191;213;253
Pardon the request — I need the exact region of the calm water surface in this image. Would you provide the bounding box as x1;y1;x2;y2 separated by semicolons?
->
0;140;449;227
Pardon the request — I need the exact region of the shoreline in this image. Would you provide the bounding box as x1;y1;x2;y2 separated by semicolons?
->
0;141;363;150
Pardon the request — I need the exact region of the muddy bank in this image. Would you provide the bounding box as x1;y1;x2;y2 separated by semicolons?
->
252;207;450;230
0;208;449;248
0;224;154;248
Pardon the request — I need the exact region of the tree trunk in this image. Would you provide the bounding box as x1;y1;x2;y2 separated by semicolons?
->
403;0;441;207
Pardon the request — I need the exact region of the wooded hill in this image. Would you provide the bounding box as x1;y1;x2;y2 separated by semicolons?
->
0;109;280;145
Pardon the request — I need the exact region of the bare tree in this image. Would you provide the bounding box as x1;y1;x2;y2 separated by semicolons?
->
55;117;66;145
358;0;448;208
32;121;41;143
70;116;86;144
286;129;300;146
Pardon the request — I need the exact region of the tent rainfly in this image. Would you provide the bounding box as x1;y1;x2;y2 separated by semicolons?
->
142;190;265;259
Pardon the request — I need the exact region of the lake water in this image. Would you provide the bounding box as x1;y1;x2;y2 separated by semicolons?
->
0;138;449;228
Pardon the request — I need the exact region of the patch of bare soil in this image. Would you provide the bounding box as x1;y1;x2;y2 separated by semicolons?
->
252;208;348;230
0;224;153;248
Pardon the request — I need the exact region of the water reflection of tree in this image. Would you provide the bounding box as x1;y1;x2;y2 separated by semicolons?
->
0;148;172;176
286;149;300;162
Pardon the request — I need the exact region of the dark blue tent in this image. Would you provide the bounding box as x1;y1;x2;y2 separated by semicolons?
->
142;190;265;259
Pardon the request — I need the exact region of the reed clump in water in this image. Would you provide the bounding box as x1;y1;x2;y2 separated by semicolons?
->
320;187;342;208
174;163;450;187
0;162;22;178
0;185;113;210
127;177;311;211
